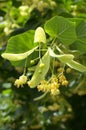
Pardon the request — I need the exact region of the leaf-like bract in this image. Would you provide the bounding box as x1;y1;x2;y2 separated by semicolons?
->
48;47;86;72
28;51;50;88
1;46;38;61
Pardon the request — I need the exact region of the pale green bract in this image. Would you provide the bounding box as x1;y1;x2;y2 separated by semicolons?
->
48;47;74;62
34;27;46;43
28;50;50;88
1;46;38;61
67;60;86;72
48;47;86;72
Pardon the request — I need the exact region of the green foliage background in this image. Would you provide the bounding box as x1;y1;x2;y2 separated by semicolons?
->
0;0;86;130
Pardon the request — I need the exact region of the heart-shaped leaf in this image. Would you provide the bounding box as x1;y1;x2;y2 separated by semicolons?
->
1;30;38;67
76;21;86;45
71;21;86;54
44;16;76;45
5;30;37;53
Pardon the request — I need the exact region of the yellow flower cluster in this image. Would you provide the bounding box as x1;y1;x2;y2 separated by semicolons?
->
14;73;68;96
14;75;27;88
37;74;68;96
37;75;60;96
66;68;71;73
58;74;68;86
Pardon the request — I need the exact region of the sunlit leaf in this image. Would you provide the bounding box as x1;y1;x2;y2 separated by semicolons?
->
44;16;76;45
1;30;38;66
5;30;37;53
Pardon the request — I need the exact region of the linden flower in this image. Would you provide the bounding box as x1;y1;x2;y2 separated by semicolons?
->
14;75;27;88
66;68;71;73
50;88;60;96
58;74;69;87
50;82;60;95
37;77;60;96
37;80;49;92
62;80;68;86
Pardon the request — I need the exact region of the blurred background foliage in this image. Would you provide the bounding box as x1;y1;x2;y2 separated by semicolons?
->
0;0;86;130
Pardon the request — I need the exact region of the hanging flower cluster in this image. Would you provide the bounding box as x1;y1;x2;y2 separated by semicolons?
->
37;74;68;96
14;73;68;96
14;75;28;88
58;74;68;86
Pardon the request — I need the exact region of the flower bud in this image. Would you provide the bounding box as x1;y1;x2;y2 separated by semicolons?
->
30;60;35;65
39;62;45;68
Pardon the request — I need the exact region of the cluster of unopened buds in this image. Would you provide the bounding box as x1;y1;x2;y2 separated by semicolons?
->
37;74;68;96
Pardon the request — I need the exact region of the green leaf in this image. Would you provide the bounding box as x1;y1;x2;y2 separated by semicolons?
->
70;20;86;54
5;30;37;54
28;51;50;88
73;21;86;53
76;21;86;45
48;47;86;72
1;46;38;61
71;41;86;54
1;30;38;67
44;16;76;45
